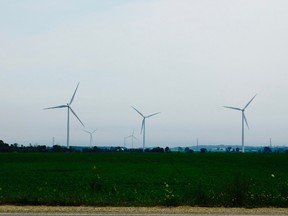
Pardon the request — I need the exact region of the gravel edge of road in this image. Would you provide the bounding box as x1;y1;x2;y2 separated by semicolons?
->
0;206;287;215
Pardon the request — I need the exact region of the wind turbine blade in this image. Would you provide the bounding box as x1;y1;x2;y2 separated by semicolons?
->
244;94;257;110
84;129;96;134
146;112;160;118
141;119;145;134
70;107;85;127
70;82;80;105
223;106;242;111
132;106;144;117
243;113;250;129
43;105;67;110
83;130;90;134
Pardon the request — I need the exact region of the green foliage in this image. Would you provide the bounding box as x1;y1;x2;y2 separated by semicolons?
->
162;182;178;206
0;152;287;207
226;174;250;207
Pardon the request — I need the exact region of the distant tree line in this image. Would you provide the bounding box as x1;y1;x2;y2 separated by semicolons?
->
83;146;172;153
0;140;174;153
0;140;57;152
1;140;287;153
225;146;282;153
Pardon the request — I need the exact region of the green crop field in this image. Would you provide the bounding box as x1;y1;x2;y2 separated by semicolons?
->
0;152;287;207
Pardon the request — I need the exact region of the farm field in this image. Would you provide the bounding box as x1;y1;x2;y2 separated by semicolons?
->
0;152;287;207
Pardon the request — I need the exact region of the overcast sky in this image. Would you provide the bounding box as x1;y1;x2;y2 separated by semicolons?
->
1;0;288;148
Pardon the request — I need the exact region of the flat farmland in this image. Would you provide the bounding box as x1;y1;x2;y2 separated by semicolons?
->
0;152;287;207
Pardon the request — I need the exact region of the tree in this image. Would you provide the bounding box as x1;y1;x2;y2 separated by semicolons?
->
51;145;66;152
165;146;170;152
0;140;10;152
263;146;272;153
151;147;164;152
200;148;207;153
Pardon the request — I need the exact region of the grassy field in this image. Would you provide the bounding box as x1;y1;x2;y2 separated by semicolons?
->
0;152;287;207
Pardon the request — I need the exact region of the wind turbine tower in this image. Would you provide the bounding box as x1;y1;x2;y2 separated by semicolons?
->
84;129;97;147
44;82;85;148
223;95;256;153
132;106;160;152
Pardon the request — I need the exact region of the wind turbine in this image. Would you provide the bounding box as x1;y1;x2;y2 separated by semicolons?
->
223;94;256;153
132;106;160;152
127;129;137;148
123;136;128;147
44;82;85;148
83;129;97;147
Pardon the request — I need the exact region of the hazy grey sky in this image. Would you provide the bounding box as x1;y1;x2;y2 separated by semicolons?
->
1;0;288;148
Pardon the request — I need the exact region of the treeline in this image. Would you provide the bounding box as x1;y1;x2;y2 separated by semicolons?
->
0;140;172;153
1;140;286;153
0;140;63;152
73;146;172;153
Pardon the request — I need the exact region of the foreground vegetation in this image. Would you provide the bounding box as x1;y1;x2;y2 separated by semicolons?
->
0;152;287;207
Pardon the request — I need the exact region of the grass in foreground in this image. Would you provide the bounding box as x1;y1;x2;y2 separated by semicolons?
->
0;152;287;207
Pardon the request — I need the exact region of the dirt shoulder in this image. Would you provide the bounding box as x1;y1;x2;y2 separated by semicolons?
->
0;206;287;215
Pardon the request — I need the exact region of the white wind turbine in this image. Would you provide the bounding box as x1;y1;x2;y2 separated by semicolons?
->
132;106;160;152
83;129;97;147
223;94;256;153
127;129;137;148
44;82;85;148
123;136;128;147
